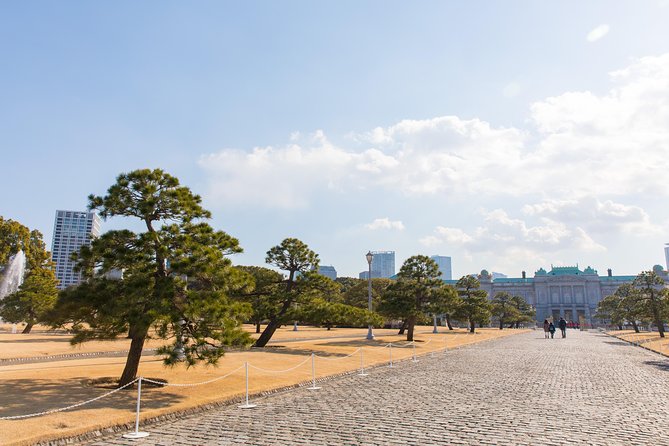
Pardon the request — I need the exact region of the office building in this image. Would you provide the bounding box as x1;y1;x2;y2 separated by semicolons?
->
51;210;101;289
665;244;669;271
317;265;337;280
430;255;452;280
371;251;395;278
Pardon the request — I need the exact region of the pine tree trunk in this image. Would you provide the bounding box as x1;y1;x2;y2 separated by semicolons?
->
255;321;261;333
119;333;147;387
632;321;639;333
398;320;407;335
469;319;476;333
652;305;665;338
499;320;503;330
22;323;33;334
406;316;416;341
445;316;453;330
255;318;281;347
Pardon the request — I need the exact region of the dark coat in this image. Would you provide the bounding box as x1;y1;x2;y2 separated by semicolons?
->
548;323;556;333
558;319;567;330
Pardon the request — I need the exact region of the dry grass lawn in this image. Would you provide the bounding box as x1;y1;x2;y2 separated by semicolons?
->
0;325;528;446
606;329;669;356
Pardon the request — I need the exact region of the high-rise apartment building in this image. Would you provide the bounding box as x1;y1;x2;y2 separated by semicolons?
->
665;244;669;271
51;210;101;289
371;251;395;278
429;255;452;280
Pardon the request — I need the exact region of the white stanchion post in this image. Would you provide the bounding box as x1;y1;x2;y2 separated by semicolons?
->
122;378;150;439
358;349;368;376
388;343;394;368
239;362;257;409
412;342;418;363
308;353;321;390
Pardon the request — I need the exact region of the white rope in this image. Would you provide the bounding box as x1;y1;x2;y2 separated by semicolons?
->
248;357;311;374
141;364;245;388
390;341;415;348
314;348;361;361
0;378;139;420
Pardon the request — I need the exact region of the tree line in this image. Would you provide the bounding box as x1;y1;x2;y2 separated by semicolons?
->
1;169;532;387
595;270;669;337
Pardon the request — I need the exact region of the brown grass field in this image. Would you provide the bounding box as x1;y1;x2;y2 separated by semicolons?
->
0;324;528;445
606;329;669;356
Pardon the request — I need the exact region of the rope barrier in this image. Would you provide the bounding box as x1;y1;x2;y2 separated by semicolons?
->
314;348;361;361
142;364;245;388
248;357;311;374
0;378;139;420
1;331;469;424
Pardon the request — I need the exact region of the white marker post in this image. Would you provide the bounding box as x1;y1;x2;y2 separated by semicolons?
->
239;362;257;409
307;353;321;390
358;349;368;376
122;378;150;439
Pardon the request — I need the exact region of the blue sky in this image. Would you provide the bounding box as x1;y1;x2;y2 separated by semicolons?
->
2;1;669;278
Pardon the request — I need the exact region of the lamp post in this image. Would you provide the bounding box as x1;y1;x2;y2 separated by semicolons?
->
366;251;374;340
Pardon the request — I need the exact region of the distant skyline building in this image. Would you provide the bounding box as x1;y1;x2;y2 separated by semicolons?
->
370;251;395;278
430;255;452;280
51;210;101;289
317;265;337;280
492;272;508;280
665;243;669;271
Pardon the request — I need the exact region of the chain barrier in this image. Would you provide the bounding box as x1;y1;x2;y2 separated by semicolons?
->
0;378;139;420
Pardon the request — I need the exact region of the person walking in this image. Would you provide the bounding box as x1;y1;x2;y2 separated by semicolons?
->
558;317;567;338
543;319;550;339
548;322;556;339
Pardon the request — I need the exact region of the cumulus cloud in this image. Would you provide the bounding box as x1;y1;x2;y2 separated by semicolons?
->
365;218;405;231
522;198;661;236
420;208;606;270
587;24;610;42
199;53;669;268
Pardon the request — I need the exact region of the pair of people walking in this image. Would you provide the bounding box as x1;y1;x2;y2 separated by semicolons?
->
543;317;568;339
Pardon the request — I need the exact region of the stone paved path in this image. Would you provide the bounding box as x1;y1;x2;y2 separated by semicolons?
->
89;330;669;445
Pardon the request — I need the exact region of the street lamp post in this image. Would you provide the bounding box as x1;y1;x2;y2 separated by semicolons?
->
366;251;374;340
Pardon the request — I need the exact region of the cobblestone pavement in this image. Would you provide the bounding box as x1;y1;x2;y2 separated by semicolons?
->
89;330;669;445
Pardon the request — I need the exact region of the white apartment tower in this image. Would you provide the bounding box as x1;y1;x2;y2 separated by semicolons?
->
430;255;452;280
51;210;101;289
665;243;669;272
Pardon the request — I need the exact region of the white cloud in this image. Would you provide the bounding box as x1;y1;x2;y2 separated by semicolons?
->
587;24;610;42
199;53;669;268
365;218;405;231
522;198;661;236
420;208;606;270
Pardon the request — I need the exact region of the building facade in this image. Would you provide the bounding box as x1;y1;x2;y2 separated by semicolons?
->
430;255;452;280
51;210;101;289
665;243;669;271
473;266;645;325
370;251;395;278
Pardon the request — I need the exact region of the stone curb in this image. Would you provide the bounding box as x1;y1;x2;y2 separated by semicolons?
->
0;349;158;366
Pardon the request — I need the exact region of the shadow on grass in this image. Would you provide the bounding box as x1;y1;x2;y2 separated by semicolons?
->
0;376;184;419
